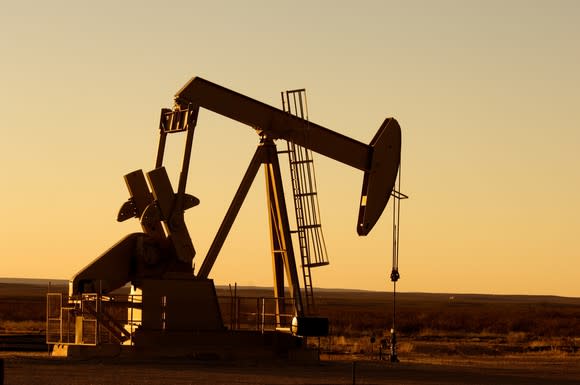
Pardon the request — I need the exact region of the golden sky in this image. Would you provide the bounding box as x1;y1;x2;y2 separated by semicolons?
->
1;1;578;296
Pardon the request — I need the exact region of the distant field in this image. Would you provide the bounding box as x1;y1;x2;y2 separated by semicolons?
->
1;279;580;385
1;279;579;355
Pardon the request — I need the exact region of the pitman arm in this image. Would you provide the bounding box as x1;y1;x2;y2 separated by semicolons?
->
174;77;401;235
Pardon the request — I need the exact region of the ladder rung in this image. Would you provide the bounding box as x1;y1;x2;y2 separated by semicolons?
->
295;192;317;198
304;261;329;268
290;159;313;165
299;224;321;230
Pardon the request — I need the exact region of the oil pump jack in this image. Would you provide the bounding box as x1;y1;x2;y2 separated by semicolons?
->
57;77;401;357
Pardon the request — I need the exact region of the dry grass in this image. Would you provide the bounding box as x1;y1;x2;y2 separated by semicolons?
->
2;283;580;385
3;351;579;385
1;283;579;355
316;291;580;339
0;320;45;333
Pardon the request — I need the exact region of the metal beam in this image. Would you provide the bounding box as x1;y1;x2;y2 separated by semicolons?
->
263;140;304;316
175;77;371;171
173;76;401;235
197;144;266;278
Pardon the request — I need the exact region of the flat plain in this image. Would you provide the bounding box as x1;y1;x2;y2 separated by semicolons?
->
1;280;579;384
3;352;580;385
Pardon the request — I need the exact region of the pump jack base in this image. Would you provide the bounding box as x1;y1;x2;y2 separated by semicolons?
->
51;330;318;362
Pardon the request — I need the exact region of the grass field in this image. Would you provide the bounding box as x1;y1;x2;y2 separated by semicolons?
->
1;279;579;356
1;279;579;384
2;351;580;385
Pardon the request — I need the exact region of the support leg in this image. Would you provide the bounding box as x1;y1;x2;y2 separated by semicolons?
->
263;140;304;318
198;145;266;278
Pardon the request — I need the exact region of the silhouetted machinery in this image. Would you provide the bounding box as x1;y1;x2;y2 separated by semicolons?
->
61;77;401;357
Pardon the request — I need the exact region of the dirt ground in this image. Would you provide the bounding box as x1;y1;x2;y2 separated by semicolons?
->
2;352;580;385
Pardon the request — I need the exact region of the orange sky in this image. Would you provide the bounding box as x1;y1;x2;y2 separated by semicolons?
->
1;1;578;296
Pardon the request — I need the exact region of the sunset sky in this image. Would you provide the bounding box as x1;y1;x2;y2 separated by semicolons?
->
1;1;578;296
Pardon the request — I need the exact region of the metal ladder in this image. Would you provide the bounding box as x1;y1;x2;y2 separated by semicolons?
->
281;89;329;314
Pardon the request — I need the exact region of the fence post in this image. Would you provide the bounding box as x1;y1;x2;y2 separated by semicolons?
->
256;297;260;331
261;298;265;333
236;296;240;330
